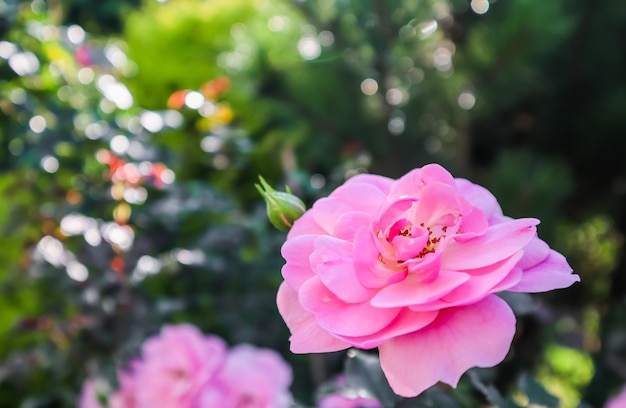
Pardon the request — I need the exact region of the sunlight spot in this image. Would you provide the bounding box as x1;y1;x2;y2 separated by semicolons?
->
0;41;17;59
124;187;148;204
310;173;326;189
298;36;321;60
385;88;404;106
97;75;133;110
433;47;452;72
458;91;476;110
268;16;288;32
60;213;90;236
67;25;86;45
29;115;46;133
137;255;162;275
84;227;102;246
36;236;66;266
159;168;175;184
9;51;39;76
41;156;59;173
318;31;335;46
360;78;378;95
471;0;490;14
388;113;405;136
105;45;127;68
110;134;130;155
418;20;438;37
163;110;184;128
66;260;88;282
201;135;222;153
102;223;134;251
77;67;94;84
175;249;205;265
184;91;204;109
10;88;27;104
140;111;164;133
85;122;108;140
199;102;217;118
212;154;230;170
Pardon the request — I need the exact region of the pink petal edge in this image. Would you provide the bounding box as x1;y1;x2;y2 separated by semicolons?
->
378;295;515;397
276;282;350;353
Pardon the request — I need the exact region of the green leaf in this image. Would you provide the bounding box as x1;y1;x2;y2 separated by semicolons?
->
518;373;560;407
344;349;402;408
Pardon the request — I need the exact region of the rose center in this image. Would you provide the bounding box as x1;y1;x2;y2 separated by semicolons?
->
415;223;446;258
382;217;447;265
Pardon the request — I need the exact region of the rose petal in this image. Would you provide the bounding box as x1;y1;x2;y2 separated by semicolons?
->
516;237;550;270
375;198;416;244
454;178;503;221
347;173;394;194
276;282;350;353
354;227;406;289
411;183;462;228
442;218;539;270
313;183;387;233
490;266;523;292
336;308;439;349
299;277;400;337
388;165;455;201
287;211;328;239
281;235;317;291
370;270;470;308
391;224;429;261
379;295;515;397
334;211;372;241
403;237;446;280
507;250;579;293
440;251;524;305
312;236;376;303
419;163;457;186
456;201;489;240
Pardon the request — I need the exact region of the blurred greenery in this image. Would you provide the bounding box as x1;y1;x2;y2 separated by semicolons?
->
1;0;626;406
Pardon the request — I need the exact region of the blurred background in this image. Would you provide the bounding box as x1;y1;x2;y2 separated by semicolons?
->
0;0;625;406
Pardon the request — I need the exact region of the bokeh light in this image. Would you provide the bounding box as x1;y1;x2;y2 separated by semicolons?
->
41;156;59;173
458;91;476;110
471;0;490;14
298;36;321;60
360;78;378;95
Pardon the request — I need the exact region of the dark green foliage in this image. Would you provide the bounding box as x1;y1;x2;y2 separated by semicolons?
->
1;0;625;406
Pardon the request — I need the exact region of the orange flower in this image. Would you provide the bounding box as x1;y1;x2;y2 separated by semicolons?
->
167;89;190;110
200;77;230;100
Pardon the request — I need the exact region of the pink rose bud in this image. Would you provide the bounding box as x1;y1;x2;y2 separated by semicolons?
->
256;176;306;232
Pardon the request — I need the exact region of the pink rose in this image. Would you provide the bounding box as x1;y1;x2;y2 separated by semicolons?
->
199;344;293;408
606;386;626;408
131;324;227;408
77;378;106;408
108;364;137;408
318;393;382;408
277;163;579;397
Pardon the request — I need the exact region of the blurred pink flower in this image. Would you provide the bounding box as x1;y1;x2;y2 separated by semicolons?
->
199;344;292;408
606;386;626;408
79;324;293;408
318;393;382;408
277;163;579;397
131;324;227;408
78;378;106;408
108;363;138;408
